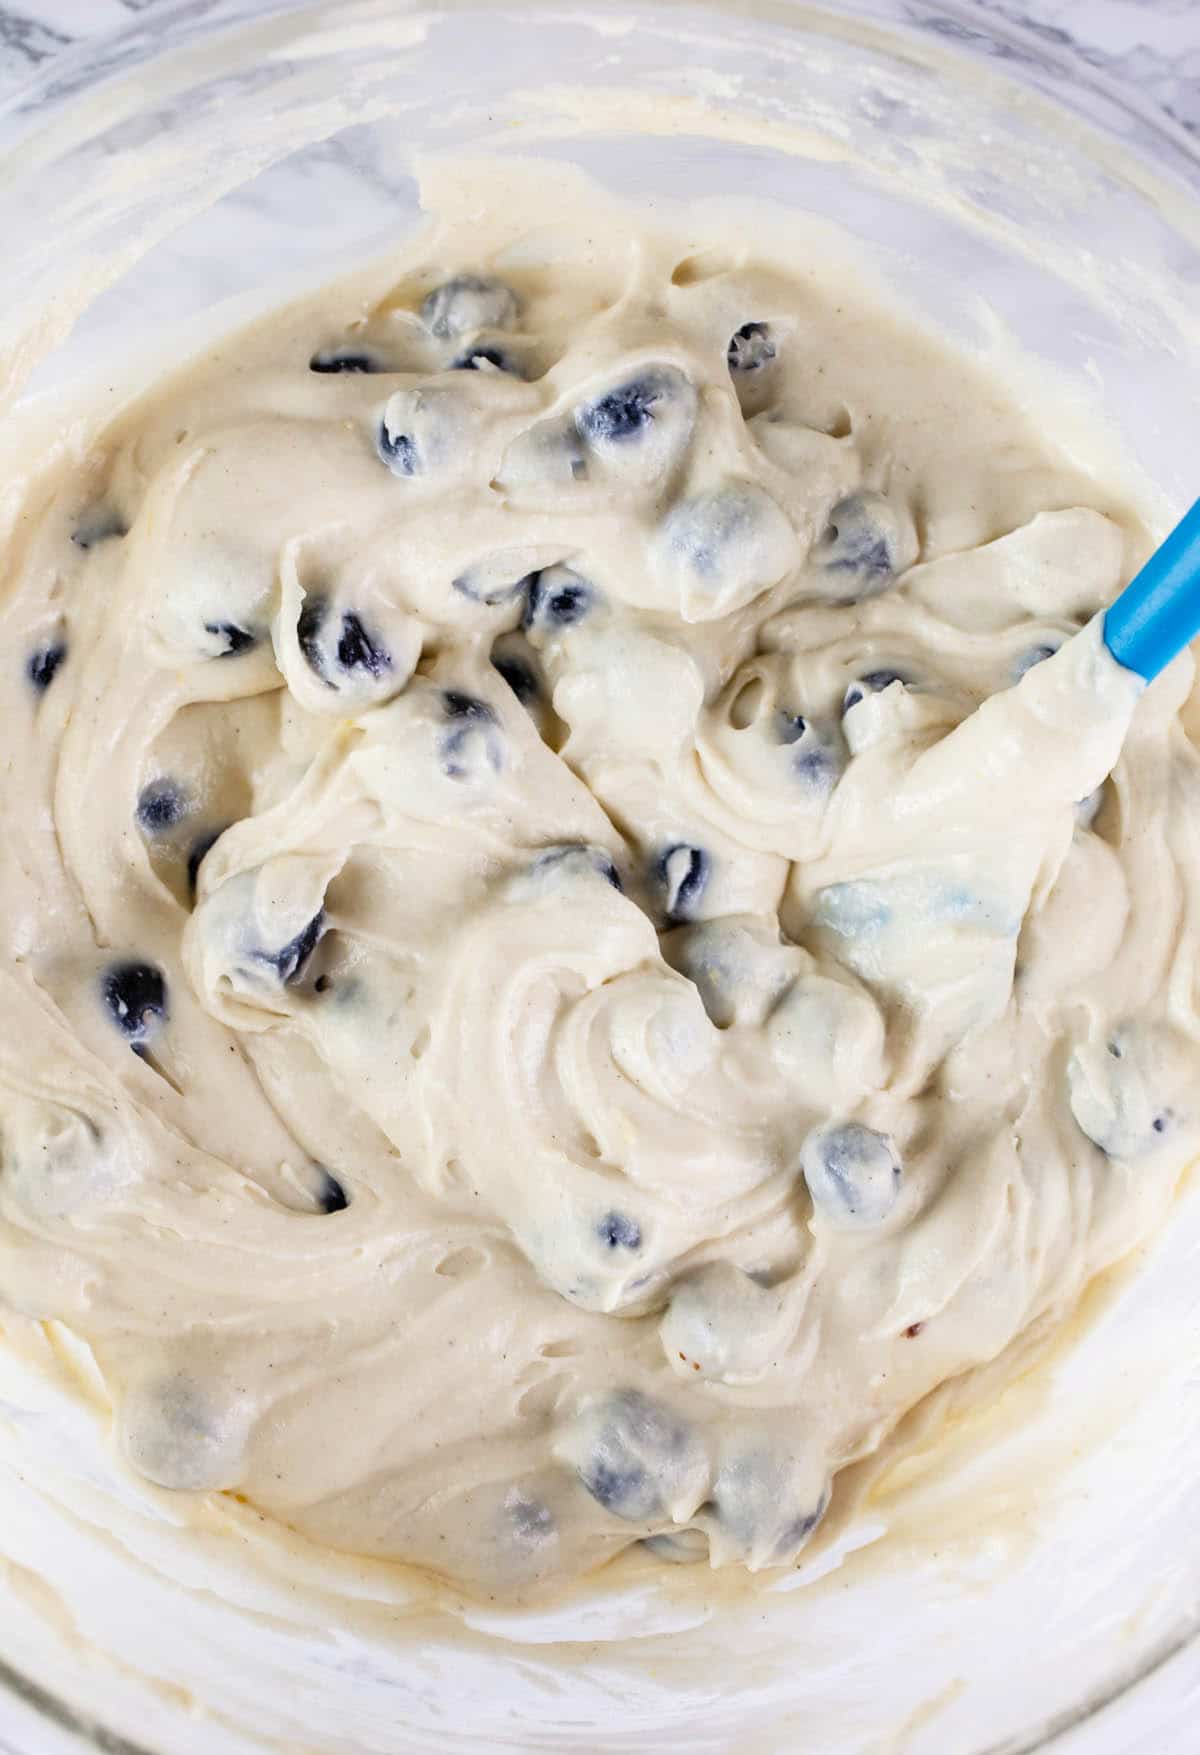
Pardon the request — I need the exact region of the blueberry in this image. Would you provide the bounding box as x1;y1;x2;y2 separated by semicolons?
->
204;622;258;658
309;348;380;374
440;691;502;781
101;962;168;1045
727;322;776;373
136;780;188;835
452;343;521;376
71;507;127;549
297;600;392;687
523;565;593;633
795;738;847;792
532;844;622;891
843;669;906;713
800;1121;901;1229
656;845;710;922
1;1099;126;1222
815;492;915;596
508;1496;556;1544
255;912;325;986
1066;1022;1185;1159
656;482;796;617
706;1448;829;1565
297;596;330;680
570;1390;697;1522
316;1170;349;1214
379;386;465;480
659;1261;780;1382
820;499;891;577
491;649;540;705
496;419;588;489
775;710;807;743
598;1212;641;1250
377;422;419;477
27;641;67;692
1013;642;1060;681
771;709;846;793
336;612;391;678
574;365;696;465
576;371;676;445
120;1374;250;1492
443;690;491;719
421;274;519;340
187;828;224;897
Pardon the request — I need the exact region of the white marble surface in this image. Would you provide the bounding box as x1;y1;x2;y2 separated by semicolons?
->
0;0;1197;137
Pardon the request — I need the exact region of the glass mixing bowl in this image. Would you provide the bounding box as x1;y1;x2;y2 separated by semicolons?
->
0;3;1198;1752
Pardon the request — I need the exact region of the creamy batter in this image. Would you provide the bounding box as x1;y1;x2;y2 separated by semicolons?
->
0;164;1196;1608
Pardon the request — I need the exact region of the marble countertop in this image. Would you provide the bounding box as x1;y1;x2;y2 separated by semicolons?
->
0;0;1196;136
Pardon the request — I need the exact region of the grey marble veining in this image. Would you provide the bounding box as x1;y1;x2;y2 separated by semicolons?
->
0;0;1197;136
969;0;1200;135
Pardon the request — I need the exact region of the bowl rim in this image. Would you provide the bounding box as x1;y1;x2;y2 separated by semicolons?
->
0;3;1196;1754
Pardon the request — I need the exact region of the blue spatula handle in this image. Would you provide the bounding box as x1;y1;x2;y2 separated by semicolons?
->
1104;498;1200;682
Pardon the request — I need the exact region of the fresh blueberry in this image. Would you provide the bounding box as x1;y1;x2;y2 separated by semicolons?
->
317;1170;349;1213
1066;1022;1184;1159
771;710;846;792
420;274;519;340
443;689;492;720
656;482;795;616
336;612;390;678
27;641;67;692
136;780;188;835
255;912;325;986
1013;642;1060;681
187;828;224;897
800;1120;901;1229
659;1261;781;1382
815;492;914;595
705;1448;829;1565
576;372;673;445
507;1496;556;1544
71;507;127;549
656;845;710;922
120;1374;250;1492
440;690;503;781
452;343;521;376
378;387;464;480
666;919;798;1031
496;418;588;489
819;497;891;578
842;669;906;713
309;348;380;374
529;845;622;892
297;596;330;680
523;565;593;633
571;1390;696;1522
491;648;540;705
204;622;258;658
598;1212;641;1250
727;322;776;373
101;962;168;1045
780;1499;828;1548
574;365;696;467
377;422;419;477
297;600;391;686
